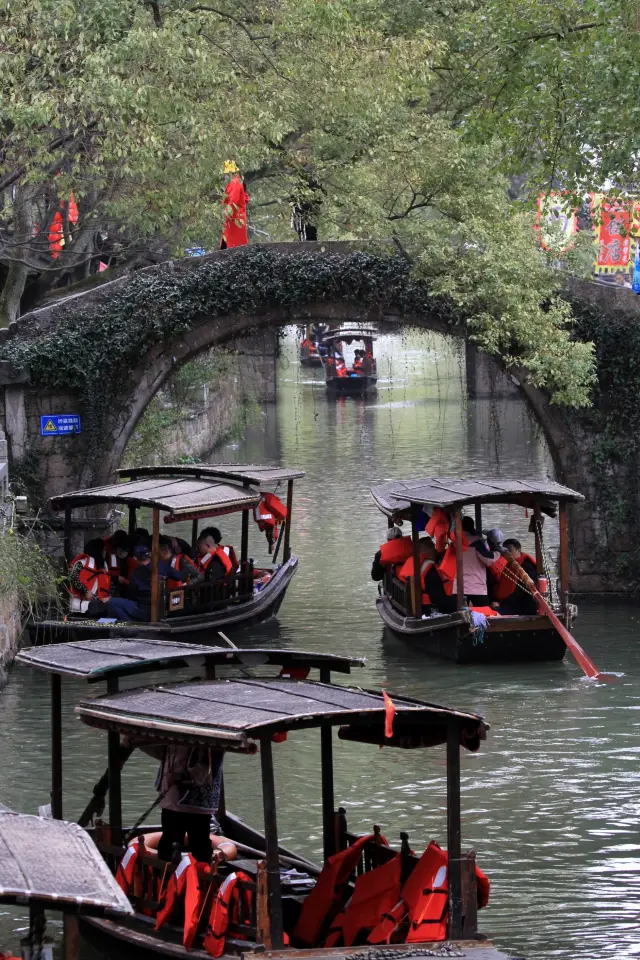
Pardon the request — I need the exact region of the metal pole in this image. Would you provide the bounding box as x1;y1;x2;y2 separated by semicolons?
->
559;501;569;612
260;737;284;949
150;507;160;622
474;503;482;536
447;723;463;940
63;506;72;565
454;509;465;610
241;509;249;565
410;503;421;618
319;666;335;861
107;677;122;844
128;504;136;538
191;518;199;555
283;479;294;563
51;673;63;820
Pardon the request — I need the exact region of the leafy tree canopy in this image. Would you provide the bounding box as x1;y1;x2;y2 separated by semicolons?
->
0;0;605;404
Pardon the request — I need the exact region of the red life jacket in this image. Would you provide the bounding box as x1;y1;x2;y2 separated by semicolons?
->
437;531;469;584
155;853;202;947
115;838;140;894
335;359;348;377
353;358;364;373
293;834;385;947
379;537;413;570
222;544;239;572
199;547;233;577
203;870;253;958
166;553;201;590
69;553;111;601
397;556;434;605
325;853;402;946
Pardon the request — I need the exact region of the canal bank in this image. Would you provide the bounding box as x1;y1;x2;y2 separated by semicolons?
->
1;328;638;960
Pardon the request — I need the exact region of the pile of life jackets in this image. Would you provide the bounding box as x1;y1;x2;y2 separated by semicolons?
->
293;837;489;948
253;492;287;552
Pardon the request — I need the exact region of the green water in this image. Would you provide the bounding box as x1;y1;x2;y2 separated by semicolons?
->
1;329;638;960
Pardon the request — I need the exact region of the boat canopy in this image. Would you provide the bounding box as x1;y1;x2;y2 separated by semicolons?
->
76;677;488;752
118;463;305;486
17;638;364;681
372;476;584;516
50;475;261;516
324;327;377;343
0;809;133;916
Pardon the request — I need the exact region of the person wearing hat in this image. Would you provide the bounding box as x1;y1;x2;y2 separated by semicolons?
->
105;543;153;621
371;525;414;581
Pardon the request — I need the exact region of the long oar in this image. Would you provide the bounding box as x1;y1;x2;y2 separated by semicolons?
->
503;554;613;681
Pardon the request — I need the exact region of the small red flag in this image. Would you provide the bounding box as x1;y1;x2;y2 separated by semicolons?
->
382;689;396;740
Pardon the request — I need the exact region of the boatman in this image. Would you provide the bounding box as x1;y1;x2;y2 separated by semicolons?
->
371;526;414;580
490;538;538;615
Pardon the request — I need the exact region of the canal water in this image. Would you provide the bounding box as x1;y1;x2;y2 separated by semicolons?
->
1;329;639;960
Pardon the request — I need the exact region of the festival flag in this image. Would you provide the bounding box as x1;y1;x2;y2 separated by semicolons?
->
382;689;396;740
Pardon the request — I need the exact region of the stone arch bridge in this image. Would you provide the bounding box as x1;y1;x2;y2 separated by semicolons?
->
0;241;635;592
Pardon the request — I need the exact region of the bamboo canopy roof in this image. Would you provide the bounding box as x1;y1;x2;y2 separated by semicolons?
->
0;811;133;915
76;678;488;751
372;476;584;515
17;639;364;681
50;475;261;515
118;463;305;486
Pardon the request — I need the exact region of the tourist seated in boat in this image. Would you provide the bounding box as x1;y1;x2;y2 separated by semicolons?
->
397;537;438;614
168;533;194;559
196;532;234;581
353;349;364;373
158;535;203;587
199;526;239;571
490;539;538;616
106;544;153;622
451;516;496;606
69;538;112;615
334;353;348;377
370;525;413;580
102;530;132;592
124;740;237;864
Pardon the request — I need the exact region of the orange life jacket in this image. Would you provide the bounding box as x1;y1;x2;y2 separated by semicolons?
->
325;853;402;947
155;853;202;947
397;556;434;605
437;532;469;584
69;553;111;600
368;842;490;945
204;870;253;958
425;507;451;552
116;838;141;894
335;359;348;377
293;834;385;947
222;544;239;572
379;536;413;570
199;547;233;577
490;553;536;601
353;358;364;373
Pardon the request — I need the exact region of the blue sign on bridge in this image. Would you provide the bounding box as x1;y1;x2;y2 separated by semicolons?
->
40;414;82;436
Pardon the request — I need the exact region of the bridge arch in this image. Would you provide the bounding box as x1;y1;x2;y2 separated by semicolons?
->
0;241;622;590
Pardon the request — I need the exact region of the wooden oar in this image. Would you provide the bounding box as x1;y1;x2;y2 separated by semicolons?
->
502;553;613;681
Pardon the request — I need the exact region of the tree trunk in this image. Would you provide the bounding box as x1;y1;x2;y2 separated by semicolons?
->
0;186;34;327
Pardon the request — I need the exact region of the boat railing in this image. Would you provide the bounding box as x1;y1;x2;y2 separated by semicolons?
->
384;569;412;617
163;561;255;618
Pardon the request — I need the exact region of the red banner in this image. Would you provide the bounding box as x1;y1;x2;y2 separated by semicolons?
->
596;202;631;269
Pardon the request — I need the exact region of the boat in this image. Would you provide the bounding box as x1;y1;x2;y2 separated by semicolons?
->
322;327;378;395
33;463;304;643
0;803;132;960
16;636;516;960
299;324;329;367
371;476;584;664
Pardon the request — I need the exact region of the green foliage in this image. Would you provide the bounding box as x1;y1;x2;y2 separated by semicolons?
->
0;526;63;621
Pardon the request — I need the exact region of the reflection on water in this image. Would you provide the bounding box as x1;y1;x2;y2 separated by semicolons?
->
1;329;638;960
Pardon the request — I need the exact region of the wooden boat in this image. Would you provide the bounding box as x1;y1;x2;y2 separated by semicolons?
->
0;802;132;960
33;464;304;643
17;637;516;960
299;324;329;367
372;476;584;664
322;328;378;395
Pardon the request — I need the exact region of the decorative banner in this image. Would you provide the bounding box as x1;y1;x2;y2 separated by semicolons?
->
536;192;577;251
594;197;631;273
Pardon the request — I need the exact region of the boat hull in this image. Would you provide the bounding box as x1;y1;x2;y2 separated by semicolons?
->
300;353;323;367
31;557;298;644
326;375;377;395
376;593;568;664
